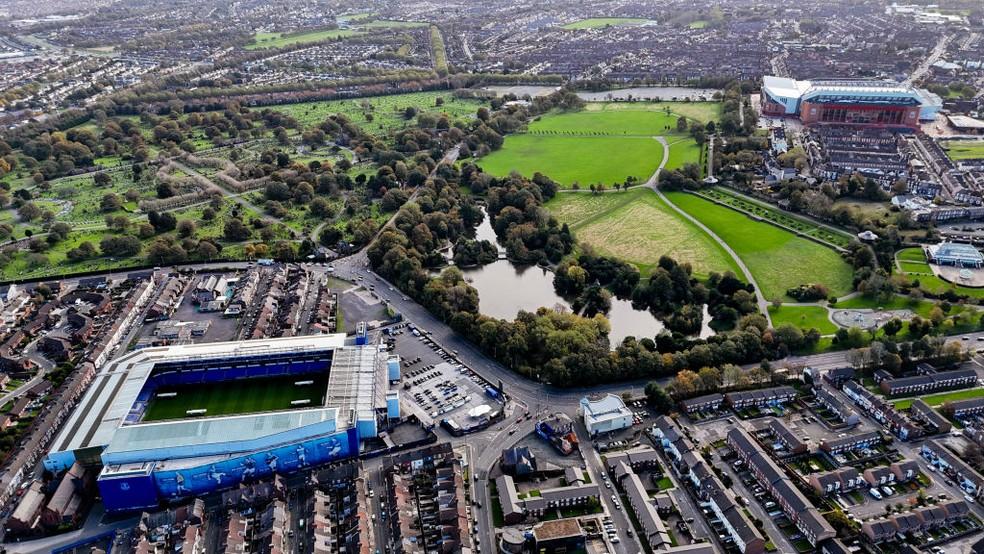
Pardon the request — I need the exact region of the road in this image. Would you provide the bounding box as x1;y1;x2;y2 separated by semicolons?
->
906;33;952;86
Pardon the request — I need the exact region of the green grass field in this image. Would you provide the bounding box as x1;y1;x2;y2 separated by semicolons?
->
545;188;740;277
942;140;984;161
480;103;709;187
267;91;483;136
142;375;328;421
246;28;363;49
665;192;855;300
893;388;984;410
561;18;655;29
688;20;709;29
583;101;721;123
480;135;663;188
768;305;837;334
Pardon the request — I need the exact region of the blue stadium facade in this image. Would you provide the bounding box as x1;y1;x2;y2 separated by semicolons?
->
45;335;383;513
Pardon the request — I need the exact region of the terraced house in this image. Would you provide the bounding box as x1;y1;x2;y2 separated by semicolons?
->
819;431;883;455
725;386;797;410
878;368;978;397
727;428;836;546
908;399;952;434
808;467;861;496
921;440;984;499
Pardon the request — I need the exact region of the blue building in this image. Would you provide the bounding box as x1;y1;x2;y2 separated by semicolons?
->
44;335;384;513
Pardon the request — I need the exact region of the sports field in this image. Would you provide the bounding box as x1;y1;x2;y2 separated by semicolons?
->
142;375;328;421
268;91;484;133
561;18;655;29
942;140;984;161
545;188;739;277
246;29;363;49
480;103;709;187
768;305;837;335
665;192;855;300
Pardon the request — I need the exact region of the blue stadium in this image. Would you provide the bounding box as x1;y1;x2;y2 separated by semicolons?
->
44;335;384;513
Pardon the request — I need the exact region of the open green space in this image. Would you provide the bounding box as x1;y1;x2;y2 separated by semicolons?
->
942;140;984;161
267;91;483;136
246;28;363;50
893;388;984;410
835;293;936;317
480;103;709;187
698;187;854;249
480;135;663;188
561;18;655;29
545;188;739;277
582;101;721;124
688;20;709;29
768;305;838;334
665;192;855;300
143;374;328;421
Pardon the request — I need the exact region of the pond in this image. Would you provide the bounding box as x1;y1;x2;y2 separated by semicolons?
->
453;209;714;346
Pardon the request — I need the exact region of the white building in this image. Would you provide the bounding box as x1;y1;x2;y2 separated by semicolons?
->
580;394;633;436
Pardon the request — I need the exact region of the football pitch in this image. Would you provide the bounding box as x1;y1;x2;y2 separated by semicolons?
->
142;374;329;421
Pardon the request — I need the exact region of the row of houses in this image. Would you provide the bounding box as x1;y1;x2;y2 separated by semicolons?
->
495;474;600;525
861;500;971;542
145;276;186;322
767;419;808;456
909;399;954;434
727;427;837;546
651;417;766;554
678;386;798;415
813;385;860;427
920;440;984;499
6;461;92;535
942;396;984;419
878;367;978;397
818;430;883;456
842;380;923;441
808;460;920;496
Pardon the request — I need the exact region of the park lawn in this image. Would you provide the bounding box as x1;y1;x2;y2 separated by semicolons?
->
942;140;984;161
246;28;363;49
529;109;681;136
479;135;663;188
561;18;655;29
835;294;937;317
545;188;740;278
665;192;855;300
768;305;837;335
702;187;854;248
0;229;138;281
893;388;984;410
142;375;328;421
665;139;703;171
267;91;483;135
582;101;721;124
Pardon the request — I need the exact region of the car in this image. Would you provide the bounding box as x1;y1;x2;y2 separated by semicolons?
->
605;481;611;489
881;486;893;497
610;537;620;544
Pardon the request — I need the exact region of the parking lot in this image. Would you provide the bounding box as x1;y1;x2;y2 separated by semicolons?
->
387;323;499;428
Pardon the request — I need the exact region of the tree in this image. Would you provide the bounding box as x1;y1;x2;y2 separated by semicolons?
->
644;382;674;415
224;218;251;241
100;193;123;212
882;318;903;337
177;219;196;238
197;240;219;260
100;235;142;257
17;202;41;221
676;116;688;133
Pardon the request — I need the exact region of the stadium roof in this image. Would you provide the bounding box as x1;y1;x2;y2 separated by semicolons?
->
102;407;339;464
50;334;350;458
